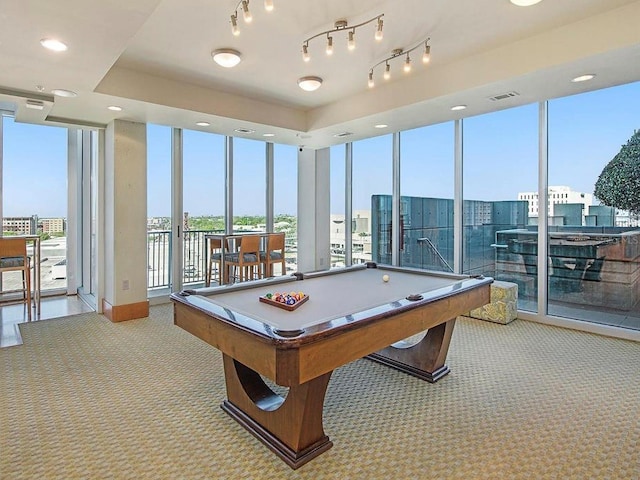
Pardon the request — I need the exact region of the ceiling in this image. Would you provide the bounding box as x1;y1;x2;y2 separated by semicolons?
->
1;0;640;148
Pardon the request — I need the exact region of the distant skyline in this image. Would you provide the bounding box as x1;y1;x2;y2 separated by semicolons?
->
2;81;639;218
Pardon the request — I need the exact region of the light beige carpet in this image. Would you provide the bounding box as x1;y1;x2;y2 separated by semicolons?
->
1;305;638;479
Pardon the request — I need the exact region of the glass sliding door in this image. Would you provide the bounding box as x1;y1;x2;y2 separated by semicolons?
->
146;124;172;293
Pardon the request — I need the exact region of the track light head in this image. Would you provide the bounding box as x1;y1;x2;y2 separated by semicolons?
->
422;42;431;63
326;35;334;55
404;54;411;73
375;18;384;41
241;0;252;23
230;14;240;36
384;63;391;80
348;30;355;51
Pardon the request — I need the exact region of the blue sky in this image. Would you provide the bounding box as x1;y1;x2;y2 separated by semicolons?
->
3;81;639;218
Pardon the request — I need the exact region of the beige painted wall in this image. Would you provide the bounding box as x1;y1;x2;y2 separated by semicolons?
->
104;119;148;306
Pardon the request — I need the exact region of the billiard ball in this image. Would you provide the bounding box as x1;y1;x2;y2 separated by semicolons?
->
382;274;390;282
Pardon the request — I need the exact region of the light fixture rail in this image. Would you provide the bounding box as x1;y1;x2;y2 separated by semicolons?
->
301;14;384;61
368;37;431;87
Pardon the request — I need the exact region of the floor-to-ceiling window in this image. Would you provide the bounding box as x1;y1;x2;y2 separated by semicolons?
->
146;124;172;291
233;138;266;229
330;144;347;267
76;129;101;308
353;135;392;264
462;104;539;312
183;129;225;286
2;117;68;296
399;123;455;271
274;144;298;274
548;81;640;330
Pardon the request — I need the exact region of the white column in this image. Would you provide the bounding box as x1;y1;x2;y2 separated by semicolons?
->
297;147;330;272
103;119;148;321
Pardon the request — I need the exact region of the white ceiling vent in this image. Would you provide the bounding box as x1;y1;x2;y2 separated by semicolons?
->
333;132;353;138
488;91;520;101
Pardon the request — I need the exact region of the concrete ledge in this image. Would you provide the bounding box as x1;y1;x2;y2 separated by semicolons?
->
468;280;518;324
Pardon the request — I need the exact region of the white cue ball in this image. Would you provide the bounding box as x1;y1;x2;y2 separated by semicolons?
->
382;274;390;282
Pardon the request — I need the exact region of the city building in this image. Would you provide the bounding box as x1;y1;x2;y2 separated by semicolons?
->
39;218;65;235
2;216;36;235
329;210;372;265
518;186;594;219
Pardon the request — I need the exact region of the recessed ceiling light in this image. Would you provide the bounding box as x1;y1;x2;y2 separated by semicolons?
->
234;128;255;134
212;49;242;68
107;105;123;111
40;38;68;52
571;74;596;83
509;0;542;6
196;121;210;126
451;105;467;111
263;133;275;137
374;124;388;129
297;76;323;92
51;89;77;98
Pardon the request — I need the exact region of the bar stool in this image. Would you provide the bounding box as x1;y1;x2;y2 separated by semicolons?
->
225;235;262;283
0;237;32;321
261;232;286;277
206;237;223;286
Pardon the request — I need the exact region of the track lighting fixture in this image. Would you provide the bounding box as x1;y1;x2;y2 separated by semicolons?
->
229;0;273;36
301;14;384;62
367;38;431;88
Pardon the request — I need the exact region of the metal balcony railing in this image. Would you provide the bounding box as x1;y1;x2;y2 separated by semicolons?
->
147;229;298;290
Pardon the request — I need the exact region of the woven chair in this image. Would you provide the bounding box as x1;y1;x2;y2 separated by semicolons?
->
0;237;32;321
261;232;286;278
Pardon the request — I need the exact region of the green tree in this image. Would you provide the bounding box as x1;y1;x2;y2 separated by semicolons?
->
594;130;640;213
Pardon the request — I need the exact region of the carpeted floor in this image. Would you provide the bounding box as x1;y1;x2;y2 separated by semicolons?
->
1;305;638;479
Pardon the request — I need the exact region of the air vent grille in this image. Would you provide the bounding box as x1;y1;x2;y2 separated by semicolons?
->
333;132;353;138
488;91;520;101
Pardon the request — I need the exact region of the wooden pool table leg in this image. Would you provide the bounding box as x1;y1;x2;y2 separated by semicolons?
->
367;318;456;383
220;355;333;469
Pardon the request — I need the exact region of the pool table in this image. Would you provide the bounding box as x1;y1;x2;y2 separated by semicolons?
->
171;263;492;469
